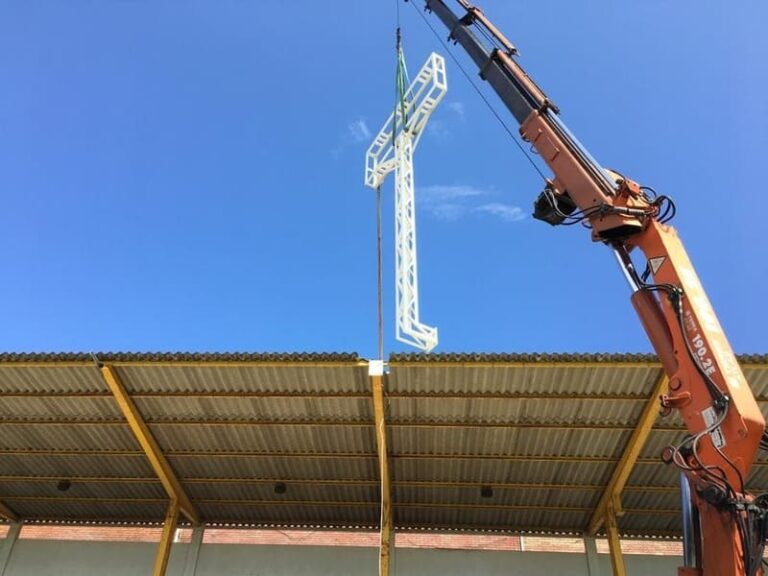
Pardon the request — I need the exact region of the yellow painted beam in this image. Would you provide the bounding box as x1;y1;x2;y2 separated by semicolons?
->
152;500;179;576
0;390;674;401
0;418;685;432
587;372;669;535
10;388;768;401
0;495;679;515
605;506;626;576
0;448;616;462
99;365;199;524
370;370;392;576
0;474;733;494
0;501;18;522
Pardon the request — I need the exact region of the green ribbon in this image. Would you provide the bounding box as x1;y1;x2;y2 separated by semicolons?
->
393;39;410;146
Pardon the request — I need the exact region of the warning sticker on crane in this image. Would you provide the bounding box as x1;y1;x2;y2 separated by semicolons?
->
702;406;726;449
648;256;666;276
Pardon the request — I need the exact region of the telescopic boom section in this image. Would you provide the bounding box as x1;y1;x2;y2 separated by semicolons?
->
420;2;765;575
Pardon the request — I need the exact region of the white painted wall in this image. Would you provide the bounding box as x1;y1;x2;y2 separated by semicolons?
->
0;539;682;576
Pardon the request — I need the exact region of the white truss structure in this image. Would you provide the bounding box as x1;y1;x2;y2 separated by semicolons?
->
365;52;447;353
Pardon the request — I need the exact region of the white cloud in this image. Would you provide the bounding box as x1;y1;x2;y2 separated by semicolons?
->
417;184;486;221
415;185;526;223
331;117;373;159
425;102;464;140
429;203;465;222
419;184;486;203
426;120;449;139
446;101;465;119
348;118;371;143
474;203;526;223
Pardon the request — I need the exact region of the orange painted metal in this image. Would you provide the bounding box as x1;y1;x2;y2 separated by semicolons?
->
521;100;763;575
426;2;766;573
505;23;762;576
628;221;765;576
516;33;765;576
519;111;648;238
630;221;764;486
687;490;747;576
455;0;518;55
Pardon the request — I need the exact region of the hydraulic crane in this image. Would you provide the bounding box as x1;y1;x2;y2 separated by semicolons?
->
415;1;768;575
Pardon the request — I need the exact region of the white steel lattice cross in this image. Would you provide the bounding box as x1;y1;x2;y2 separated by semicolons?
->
365;52;447;353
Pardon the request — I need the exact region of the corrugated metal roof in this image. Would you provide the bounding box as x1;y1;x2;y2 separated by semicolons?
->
133;397;373;422
0;352;765;538
0;454;153;479
389;352;768;364
392;458;615;487
116;363;369;395
394;506;591;532
7;499;167;522
389;427;635;459
196;502;379;526
389;352;663;363
148;424;377;454
0;352;361;363
168;454;377;482
185;482;379;503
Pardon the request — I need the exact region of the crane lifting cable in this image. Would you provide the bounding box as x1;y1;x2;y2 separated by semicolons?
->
365;36;447;353
394;28;410;135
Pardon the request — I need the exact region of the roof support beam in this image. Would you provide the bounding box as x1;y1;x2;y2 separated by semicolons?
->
0;503;17;523
605;505;626;576
152;499;179;576
587;372;669;535
370;362;392;576
0;523;21;576
0;419;685;431
584;536;601;576
0;475;703;493
182;525;204;576
99;364;199;524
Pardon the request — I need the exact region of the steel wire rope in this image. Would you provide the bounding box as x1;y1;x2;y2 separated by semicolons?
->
376;186;384;362
371;7;405;574
406;0;547;181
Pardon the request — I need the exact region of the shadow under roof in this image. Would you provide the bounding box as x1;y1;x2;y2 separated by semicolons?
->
0;351;766;537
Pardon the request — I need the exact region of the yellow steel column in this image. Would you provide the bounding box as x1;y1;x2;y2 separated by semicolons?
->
370;361;392;576
605;505;626;576
152;499;179;576
587;372;669;534
99;364;199;524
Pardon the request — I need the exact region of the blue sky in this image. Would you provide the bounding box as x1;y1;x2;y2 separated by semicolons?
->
0;1;765;357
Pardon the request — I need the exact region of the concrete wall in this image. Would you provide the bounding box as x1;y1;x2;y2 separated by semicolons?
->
0;539;682;576
4;540;186;576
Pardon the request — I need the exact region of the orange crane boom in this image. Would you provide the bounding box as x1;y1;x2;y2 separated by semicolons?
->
417;1;767;574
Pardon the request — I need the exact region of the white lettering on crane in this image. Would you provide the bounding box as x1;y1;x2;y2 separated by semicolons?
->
677;265;741;389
